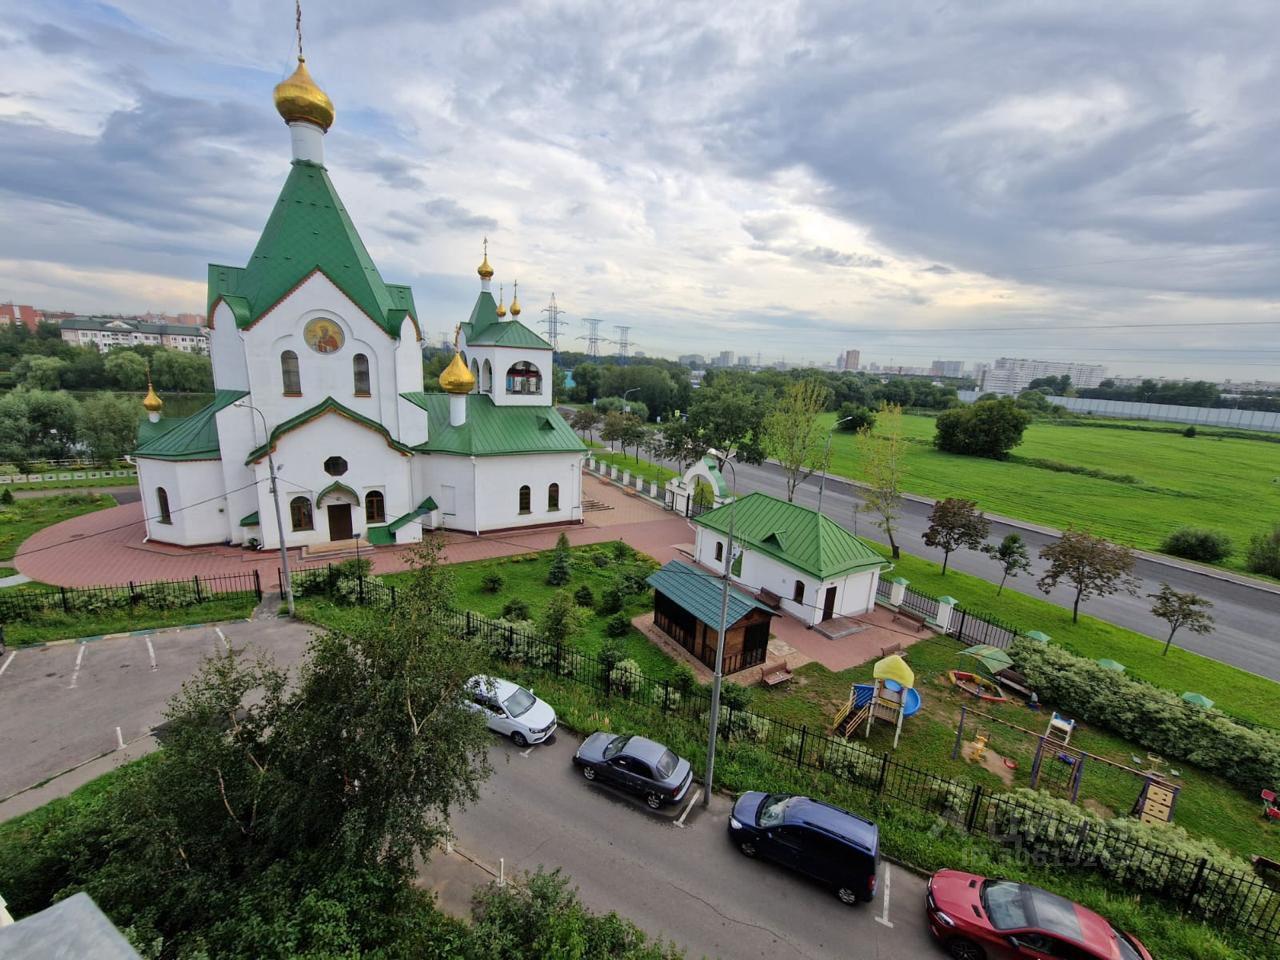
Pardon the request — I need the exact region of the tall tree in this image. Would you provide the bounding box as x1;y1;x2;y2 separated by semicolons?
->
922;498;990;574
570;407;601;441
1037;529;1139;623
79;391;139;464
762;378;831;501
934;397;1030;459
981;533;1032;594
857;403;906;559
1148;583;1215;656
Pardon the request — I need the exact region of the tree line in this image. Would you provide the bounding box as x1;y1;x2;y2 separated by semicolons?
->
0;390;141;467
1080;378;1279;412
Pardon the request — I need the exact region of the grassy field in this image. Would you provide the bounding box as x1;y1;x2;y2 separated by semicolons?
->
4;475;137;491
585;441;679;486
0;492;116;565
822;412;1280;575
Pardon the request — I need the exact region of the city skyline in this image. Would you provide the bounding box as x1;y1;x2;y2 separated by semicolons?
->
1;2;1278;379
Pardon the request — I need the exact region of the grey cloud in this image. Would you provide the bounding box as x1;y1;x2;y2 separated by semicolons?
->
922;264;953;275
29;24;85;54
421;197;498;232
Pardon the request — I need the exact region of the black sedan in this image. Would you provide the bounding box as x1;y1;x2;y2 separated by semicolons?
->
573;732;693;809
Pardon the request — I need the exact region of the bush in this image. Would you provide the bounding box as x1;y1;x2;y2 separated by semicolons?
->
605;614;631;637
501;597;531;621
481;573;504;593
1246;524;1280;578
670;663;699;698
598;586;624;616
719;682;753;712
934;398;1031;459
612;658;643;696
1183;426;1197;437
546;550;571;586
1010;637;1280;793
335;557;372;579
591;552;610;569
599;636;626;673
611;540;631;561
0;488;12;504
573;584;595;607
1161;527;1233;563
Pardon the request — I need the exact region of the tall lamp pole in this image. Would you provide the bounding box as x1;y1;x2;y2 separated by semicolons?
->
816;416;853;516
235;400;295;617
702;448;736;807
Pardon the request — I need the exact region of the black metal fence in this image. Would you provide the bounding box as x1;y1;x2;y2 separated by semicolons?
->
281;562;398;610
454;607;1280;945
0;571;261;623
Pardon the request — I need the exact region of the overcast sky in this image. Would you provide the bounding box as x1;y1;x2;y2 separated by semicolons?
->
1;1;1277;379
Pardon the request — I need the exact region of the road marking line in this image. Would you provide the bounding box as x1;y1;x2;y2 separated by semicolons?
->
115;726;125;750
69;644;85;689
145;637;157;671
520;746;535;758
215;627;229;651
875;864;894;928
674;789;702;828
0;652;14;678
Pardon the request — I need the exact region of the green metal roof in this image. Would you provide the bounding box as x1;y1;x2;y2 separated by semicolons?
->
693;492;887;581
134;389;247;461
388;496;438;534
244;396;415;464
459;291;551;348
207;161;418;339
239;511;260;527
399;393;585;456
647;560;771;629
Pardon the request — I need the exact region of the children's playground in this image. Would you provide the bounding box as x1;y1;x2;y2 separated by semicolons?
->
812;640;1280;863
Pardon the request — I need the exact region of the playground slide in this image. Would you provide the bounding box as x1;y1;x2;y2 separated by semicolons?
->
855;681;923;719
902;687;922;718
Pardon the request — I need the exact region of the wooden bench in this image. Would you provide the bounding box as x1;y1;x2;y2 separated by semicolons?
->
762;662;793;686
880;642;903;658
891;608;928;633
1252;855;1280;877
996;667;1034;699
757;588;783;610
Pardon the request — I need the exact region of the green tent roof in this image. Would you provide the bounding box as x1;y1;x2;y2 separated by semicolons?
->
134;389;247;461
692;492;886;581
399;393;584;456
647;560;771;629
459;291;552;349
959;644;1014;681
208;161;418;339
244;396;415;464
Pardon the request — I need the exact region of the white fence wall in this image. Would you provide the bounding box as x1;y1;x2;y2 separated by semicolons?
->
956;390;1280;432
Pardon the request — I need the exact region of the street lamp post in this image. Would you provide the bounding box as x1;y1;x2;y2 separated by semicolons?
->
702;448;736;807
621;386;640;414
816;416;854;516
235;400;295;617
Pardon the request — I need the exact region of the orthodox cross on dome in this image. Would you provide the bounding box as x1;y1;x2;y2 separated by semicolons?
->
510;279;521;317
296;0;304;59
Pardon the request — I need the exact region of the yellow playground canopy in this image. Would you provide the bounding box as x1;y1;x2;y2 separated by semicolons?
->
873;654;915;689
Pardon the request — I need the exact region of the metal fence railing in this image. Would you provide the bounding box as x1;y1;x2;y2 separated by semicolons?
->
0;571;261;623
282;562;398;610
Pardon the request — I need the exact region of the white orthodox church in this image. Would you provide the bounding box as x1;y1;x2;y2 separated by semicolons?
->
133;55;585;550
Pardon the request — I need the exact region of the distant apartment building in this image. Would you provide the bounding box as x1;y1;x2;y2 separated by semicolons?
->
736;355;752;368
716;350;734;367
678;353;706;367
60;316;209;354
0;303;44;331
931;360;963;378
980;357;1106;395
838;349;860;372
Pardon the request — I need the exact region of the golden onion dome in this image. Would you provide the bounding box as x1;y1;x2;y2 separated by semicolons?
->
273;57;335;132
509;280;521;317
439;351;476;394
496;284;507;318
142;379;163;413
478;254;494;280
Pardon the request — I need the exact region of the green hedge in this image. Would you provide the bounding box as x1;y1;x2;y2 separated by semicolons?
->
1010;637;1280;793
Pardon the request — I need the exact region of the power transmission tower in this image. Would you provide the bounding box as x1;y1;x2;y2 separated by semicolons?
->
579;318;605;358
613;325;632;359
540;293;568;351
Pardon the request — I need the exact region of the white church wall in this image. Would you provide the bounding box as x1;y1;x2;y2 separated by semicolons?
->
395;316;426;445
249;412;414;550
216;403;263;545
472;452;582;530
209;302;249;392
412;454;478;533
137;458;229;546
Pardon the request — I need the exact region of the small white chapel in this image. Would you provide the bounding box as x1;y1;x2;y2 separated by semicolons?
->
133;52;584;550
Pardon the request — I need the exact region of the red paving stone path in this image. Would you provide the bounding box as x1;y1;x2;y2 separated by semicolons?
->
15;474;697;588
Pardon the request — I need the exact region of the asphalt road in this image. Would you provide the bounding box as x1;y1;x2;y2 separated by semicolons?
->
445;730;939;960
1;623;946;959
598;433;1279;681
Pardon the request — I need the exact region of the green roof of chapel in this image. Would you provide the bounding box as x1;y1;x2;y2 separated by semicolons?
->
399;393;584;456
459;292;552;349
208;161;418;338
134;389;248;461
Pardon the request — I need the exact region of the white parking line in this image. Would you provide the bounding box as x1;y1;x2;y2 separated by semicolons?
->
69;644;85;689
520;746;535;758
215;627;229;651
674;788;702;828
0;651;14;679
875;863;894;928
115;726;125;750
145;637;157;671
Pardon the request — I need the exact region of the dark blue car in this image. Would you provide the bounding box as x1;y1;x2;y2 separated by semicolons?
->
728;792;880;904
573;732;693;810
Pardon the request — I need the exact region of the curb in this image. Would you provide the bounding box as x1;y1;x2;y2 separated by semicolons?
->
12;617;254;651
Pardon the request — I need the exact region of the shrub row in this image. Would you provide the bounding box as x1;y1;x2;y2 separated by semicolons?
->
1010;637;1280;792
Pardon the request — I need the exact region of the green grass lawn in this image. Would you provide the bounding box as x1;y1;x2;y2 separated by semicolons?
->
4;594;258;646
585;441;678;486
0;492;117;564
4;475;137;491
0;567;15;579
822;412;1280;575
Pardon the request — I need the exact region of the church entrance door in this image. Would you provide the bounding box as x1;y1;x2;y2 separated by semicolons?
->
327;504;353;541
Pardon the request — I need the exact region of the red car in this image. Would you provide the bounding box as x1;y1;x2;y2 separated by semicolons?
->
926;870;1153;960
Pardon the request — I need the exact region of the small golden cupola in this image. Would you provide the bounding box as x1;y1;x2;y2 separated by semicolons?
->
509;279;521;317
142;375;163;422
273;56;335;132
496;283;507;318
439;351;476;395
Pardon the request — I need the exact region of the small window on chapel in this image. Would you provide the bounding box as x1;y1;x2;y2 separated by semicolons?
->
281;350;301;395
365;490;386;523
290;497;314;532
518;485;531;514
324;456;348;477
792;581;805;604
156;487;172;524
353;354;370;396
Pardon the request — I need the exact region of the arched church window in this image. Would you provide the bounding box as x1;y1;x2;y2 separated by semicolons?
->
156;487;172;524
506;361;542;395
324;456;348;477
281;350;301;395
290;496;314;531
518;485;531;514
365;490;386;523
482;359;493;394
714;541;723;562
548;483;559;511
353;354;370;396
470;359;480;392
792;581;805;605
